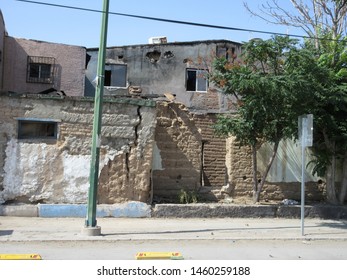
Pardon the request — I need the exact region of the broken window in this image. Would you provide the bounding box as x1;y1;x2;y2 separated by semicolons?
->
27;56;55;84
104;64;127;87
186;69;208;92
216;46;229;60
17;119;58;140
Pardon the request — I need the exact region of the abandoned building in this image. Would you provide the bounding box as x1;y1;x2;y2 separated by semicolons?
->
0;10;325;207
0;11;86;97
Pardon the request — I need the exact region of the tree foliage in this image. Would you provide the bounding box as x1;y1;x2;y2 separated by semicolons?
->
243;0;347;204
211;36;320;202
304;35;347;204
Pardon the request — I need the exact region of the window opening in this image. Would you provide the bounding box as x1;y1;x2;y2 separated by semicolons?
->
18;119;58;140
104;70;112;86
27;56;55;84
216;46;229;60
104;64;127;87
186;69;208;92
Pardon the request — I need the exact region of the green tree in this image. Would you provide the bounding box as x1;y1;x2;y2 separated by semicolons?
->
305;34;347;204
244;0;347;204
211;36;318;203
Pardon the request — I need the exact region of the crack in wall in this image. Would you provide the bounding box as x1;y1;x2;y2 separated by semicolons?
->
125;152;130;179
124;106;142;181
134;106;142;146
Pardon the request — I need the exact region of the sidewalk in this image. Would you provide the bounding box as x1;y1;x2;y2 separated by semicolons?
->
1;216;347;242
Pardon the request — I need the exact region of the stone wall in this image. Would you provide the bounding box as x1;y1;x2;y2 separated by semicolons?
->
0;93;156;204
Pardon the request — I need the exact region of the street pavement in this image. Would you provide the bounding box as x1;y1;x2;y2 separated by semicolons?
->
1;217;347;260
1;216;347;241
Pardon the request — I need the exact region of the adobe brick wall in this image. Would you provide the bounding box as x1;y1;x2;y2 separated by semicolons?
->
193;114;226;188
152;102;202;202
0;93;156;204
153;103;228;202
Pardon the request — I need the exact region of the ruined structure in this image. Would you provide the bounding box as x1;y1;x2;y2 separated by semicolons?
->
0;9;325;206
0;93;156;204
0;10;86;97
85;40;240;113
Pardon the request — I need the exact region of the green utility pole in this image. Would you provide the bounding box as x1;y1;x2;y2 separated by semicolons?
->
85;0;110;229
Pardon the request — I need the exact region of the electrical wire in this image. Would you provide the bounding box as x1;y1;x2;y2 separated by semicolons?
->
15;0;346;42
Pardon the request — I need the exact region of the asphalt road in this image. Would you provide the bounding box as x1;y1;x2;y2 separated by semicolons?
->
1;239;346;260
1;217;347;260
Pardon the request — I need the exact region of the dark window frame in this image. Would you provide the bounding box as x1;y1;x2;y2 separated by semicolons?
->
27;56;55;84
17;118;59;140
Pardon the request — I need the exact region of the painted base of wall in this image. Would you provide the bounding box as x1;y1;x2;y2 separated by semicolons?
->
1;202;347;220
0;201;151;218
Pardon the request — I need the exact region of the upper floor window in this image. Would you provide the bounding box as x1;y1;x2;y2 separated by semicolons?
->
27;56;55;84
186;68;208;92
104;64;127;87
216;46;229;60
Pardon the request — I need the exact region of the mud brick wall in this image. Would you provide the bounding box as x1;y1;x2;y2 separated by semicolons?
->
152;102;202;202
0;93;156;204
153;103;228;202
193;114;226;187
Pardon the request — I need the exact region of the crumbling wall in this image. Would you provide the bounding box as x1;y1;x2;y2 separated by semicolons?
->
225;137;254;199
97;106;156;203
152;102;230;202
193;114;226;187
152;102;202;202
0;94;156;204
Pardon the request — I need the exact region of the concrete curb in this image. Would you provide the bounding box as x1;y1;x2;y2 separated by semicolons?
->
151;203;347;219
0;204;38;217
1;202;347;219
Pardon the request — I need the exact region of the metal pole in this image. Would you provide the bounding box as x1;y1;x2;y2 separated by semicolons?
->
301;118;306;236
85;0;110;228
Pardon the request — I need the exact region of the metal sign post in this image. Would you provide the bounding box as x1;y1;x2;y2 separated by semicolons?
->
84;0;110;236
298;114;313;236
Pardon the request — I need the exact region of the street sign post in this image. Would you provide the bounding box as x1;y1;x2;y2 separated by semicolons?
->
84;0;110;236
298;114;313;236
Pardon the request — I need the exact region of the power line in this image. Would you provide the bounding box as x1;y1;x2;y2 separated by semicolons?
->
15;0;306;38
15;0;345;42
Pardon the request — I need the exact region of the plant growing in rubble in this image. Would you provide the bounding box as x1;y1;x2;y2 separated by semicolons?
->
178;188;199;204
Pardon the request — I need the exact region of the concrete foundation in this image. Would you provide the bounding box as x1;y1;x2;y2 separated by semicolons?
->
81;226;101;236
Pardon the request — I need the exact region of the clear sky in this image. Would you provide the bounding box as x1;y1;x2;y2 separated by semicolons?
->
1;0;305;48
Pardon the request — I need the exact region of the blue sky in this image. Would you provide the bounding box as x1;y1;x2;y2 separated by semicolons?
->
1;0;305;48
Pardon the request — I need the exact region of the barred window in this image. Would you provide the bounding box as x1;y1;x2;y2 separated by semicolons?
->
27;56;55;84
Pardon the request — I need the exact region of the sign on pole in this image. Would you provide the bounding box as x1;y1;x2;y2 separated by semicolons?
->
299;114;313;147
298;114;313;236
